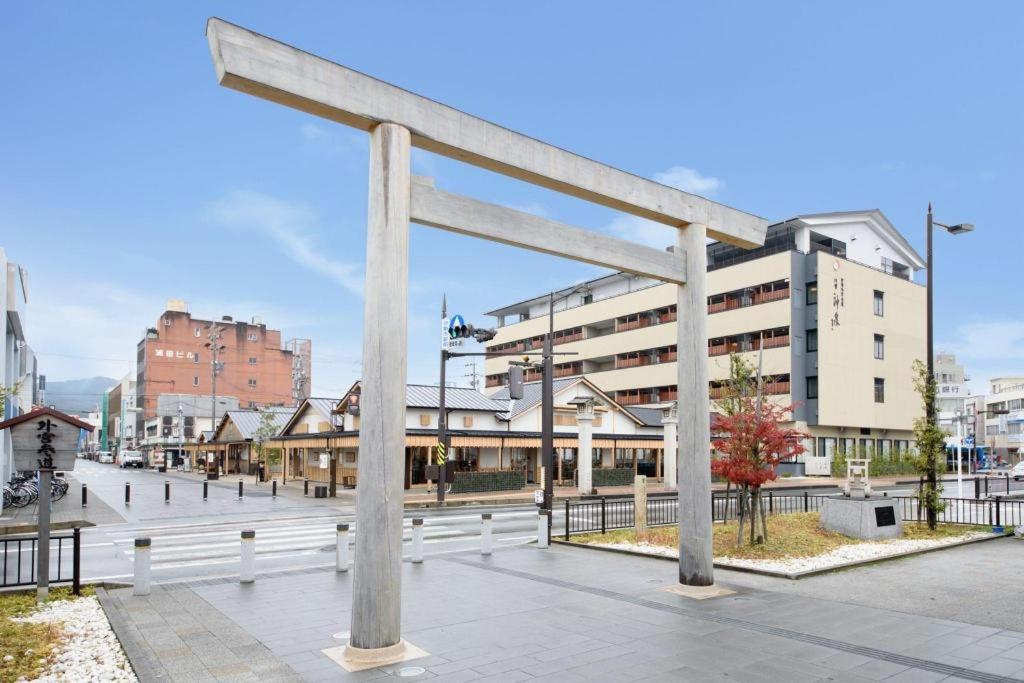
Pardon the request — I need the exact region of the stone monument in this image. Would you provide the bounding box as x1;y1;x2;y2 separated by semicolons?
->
820;456;903;540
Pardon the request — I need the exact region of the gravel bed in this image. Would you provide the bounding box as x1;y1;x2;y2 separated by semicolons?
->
12;595;136;682
598;530;997;573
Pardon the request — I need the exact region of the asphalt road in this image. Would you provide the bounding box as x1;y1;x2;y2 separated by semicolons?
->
70;459;553;585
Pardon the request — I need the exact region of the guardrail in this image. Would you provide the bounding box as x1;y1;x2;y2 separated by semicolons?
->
565;494;1021;539
1;528;81;594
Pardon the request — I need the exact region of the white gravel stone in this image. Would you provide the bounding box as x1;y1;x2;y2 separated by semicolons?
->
13;595;137;682
598;530;997;574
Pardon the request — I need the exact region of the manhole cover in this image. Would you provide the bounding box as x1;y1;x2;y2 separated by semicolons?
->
332;631;349;640
398;666;426;677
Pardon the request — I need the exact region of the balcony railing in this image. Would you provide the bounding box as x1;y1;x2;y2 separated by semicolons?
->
554;365;581;378
615;356;651;369
615;318;651;333
658;311;677;323
764;380;791;395
759;335;790;350
658;351;677;363
553;332;583;345
708;287;790;314
754;287;790;304
615;393;654;406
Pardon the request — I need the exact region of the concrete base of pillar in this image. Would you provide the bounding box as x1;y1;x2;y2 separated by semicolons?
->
324;639;428;672
662;583;736;600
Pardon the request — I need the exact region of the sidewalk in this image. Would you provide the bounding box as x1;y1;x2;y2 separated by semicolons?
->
0;474;124;535
99;542;1024;682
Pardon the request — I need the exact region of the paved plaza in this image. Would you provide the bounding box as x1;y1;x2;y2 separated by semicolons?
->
98;537;1024;682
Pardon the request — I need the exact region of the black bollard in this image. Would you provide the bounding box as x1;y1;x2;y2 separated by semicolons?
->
81;483;88;508
238;479;244;499
125;482;131;506
304;479;309;496
165;480;170;503
272;480;277;497
203;480;208;501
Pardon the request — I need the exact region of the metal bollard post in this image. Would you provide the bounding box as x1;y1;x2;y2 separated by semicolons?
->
769;491;774;513
125;482;131;506
133;538;151;596
165;480;170;504
203;480;208;501
238;479;244;500
304;479;309;496
600;497;607;535
1007;476;1011;496
537;509;550;549
985;477;990;496
411;518;424;563
272;480;277;498
803;491;809;513
81;483;87;508
240;530;255;583
336;523;350;572
975;477;981;499
996;496;1003;528
481;513;493;556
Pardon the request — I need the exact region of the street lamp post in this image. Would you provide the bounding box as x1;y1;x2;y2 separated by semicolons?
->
925;204;973;523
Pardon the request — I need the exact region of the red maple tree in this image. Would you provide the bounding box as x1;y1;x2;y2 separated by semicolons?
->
712;396;808;544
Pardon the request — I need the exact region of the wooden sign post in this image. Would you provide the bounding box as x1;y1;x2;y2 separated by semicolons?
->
0;407;91;602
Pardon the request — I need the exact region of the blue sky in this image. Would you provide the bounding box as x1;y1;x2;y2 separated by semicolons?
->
2;2;1021;398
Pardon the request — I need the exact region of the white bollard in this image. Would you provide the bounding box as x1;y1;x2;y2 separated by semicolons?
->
336;523;350;572
537;510;550;549
481;513;493;556
240;530;255;583
411;518;424;563
133;538;151;596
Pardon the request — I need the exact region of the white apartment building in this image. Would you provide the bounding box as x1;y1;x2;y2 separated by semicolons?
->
485;210;927;476
934;352;970;445
1;248;38;484
984;377;1024;464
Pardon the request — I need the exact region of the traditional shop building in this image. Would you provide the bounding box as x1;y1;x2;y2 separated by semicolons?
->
202;406;294;475
267;379;666;494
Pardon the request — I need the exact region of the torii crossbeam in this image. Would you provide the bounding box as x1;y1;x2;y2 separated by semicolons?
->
206;17;767;670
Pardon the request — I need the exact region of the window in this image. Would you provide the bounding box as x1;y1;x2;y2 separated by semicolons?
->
874;334;885;360
248;378;257;389
463;416;473;428
248;356;257;365
248;401;257;409
192;376;199;387
806;281;818;305
419;414;431;427
194;327;201;337
582;293;593;305
817;437;836;458
873;290;885;316
806;329;818;353
193;353;200;364
247;332;258;342
874;377;885;403
806;376;818;399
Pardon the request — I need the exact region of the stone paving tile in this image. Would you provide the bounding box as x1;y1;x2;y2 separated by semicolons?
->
848;658;911;680
884;668;947;682
973;655;1024;676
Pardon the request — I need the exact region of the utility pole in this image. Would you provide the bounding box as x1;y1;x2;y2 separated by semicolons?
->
177;400;184;472
437;295;449;504
542;292;554;535
464;360;480;390
206;324;225;475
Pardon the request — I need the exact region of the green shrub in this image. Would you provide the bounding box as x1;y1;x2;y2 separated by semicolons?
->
450;470;525;493
592;468;636;487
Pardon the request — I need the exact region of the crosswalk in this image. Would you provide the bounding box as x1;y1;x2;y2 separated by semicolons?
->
80;509;543;580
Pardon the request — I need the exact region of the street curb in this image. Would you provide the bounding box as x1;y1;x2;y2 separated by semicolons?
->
553;531;1011;580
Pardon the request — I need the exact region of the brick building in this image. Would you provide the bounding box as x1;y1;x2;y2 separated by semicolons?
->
134;300;307;446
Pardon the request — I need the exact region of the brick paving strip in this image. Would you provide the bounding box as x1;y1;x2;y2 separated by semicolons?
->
96;584;302;682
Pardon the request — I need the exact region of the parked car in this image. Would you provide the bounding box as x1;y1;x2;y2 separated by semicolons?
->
120;451;145;469
1012;462;1024;481
98;451;114;464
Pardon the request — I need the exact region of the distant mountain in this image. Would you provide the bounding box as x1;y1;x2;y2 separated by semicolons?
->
44;376;117;415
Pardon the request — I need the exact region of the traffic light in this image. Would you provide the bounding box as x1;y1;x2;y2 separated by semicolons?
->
447;316;496;343
508;366;524;400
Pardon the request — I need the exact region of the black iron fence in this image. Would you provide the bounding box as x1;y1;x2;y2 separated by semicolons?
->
0;528;81;594
565;493;1023;539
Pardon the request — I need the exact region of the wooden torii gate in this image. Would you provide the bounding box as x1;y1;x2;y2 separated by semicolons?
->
206;18;767;669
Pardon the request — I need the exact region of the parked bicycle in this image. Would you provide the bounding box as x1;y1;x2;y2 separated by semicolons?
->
3;473;69;508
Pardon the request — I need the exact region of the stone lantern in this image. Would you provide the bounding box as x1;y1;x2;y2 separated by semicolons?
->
569;397;596;495
662;401;678;492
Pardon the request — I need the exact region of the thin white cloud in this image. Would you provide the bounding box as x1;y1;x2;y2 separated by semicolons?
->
654;166;723;195
206;191;363;295
299;123;324;141
939;320;1024;393
608;166;723;249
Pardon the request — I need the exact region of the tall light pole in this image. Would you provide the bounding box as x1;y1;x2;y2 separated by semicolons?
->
925;205;973;520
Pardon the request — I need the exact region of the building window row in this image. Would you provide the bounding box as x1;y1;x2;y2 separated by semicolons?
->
708;327;790;357
615;305;676;333
707;279;790;314
488;325;584;353
614;385;677;406
615;345;677;369
709;374;791;400
816;438;911;458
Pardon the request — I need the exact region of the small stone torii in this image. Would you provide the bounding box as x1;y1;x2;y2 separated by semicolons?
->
205;18;767;669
